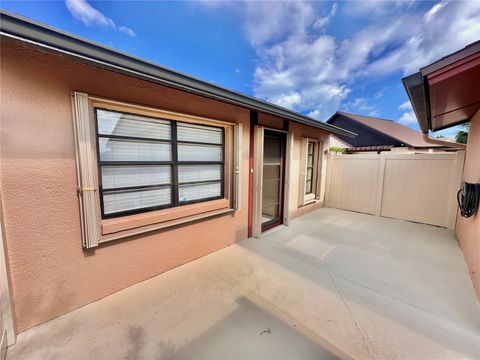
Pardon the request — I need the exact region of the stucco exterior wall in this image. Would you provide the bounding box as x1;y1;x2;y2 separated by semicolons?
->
0;40;251;332
1;39;335;333
456;109;480;300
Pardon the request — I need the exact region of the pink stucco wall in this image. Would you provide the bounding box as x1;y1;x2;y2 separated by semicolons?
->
0;40;252;332
456;109;480;300
1;39;332;333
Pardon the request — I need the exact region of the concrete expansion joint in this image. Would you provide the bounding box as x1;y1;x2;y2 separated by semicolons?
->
328;272;376;360
330;271;443;319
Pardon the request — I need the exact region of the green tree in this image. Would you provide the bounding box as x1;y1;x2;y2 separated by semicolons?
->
455;123;470;144
329;146;346;154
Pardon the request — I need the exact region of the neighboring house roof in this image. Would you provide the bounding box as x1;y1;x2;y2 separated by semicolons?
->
326;112;460;149
0;11;355;138
346;145;394;153
402;41;480;132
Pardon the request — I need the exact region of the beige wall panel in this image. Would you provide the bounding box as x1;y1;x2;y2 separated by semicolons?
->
380;155;458;227
325;152;464;228
325;154;380;214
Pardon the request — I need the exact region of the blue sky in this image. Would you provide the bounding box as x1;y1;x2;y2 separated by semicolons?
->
2;1;480;137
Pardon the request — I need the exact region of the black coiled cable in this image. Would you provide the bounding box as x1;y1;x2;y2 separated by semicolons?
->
457;182;480;218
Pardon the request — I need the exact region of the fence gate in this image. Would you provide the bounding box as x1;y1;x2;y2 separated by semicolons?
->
325;151;465;229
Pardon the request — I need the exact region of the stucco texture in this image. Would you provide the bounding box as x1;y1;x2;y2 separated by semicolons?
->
0;39;252;332
456;109;480;300
1;38;333;333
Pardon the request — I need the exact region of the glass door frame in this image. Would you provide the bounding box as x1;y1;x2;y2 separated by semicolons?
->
261;130;287;232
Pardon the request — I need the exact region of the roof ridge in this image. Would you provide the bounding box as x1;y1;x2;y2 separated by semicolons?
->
338;111;395;123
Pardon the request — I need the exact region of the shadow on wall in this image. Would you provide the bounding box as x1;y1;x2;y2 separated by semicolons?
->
14;278;77;334
10;280;79;358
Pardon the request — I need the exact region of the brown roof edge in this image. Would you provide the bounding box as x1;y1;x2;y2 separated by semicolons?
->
327;111;414;145
403;41;480;133
402;73;430;133
420;40;480;75
420;133;466;149
328;111;459;148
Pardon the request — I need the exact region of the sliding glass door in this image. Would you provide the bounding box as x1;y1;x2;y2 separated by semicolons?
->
262;130;285;231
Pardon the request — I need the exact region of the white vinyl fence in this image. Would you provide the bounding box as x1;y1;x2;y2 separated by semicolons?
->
325;151;465;228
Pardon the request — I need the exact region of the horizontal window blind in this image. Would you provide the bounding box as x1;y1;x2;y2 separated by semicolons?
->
99;138;172;162
101;165;171;189
95;108;224;218
175;121;224;206
177;122;222;144
178;164;221;183
97;109;171;140
179;183;222;202
103;187;172;214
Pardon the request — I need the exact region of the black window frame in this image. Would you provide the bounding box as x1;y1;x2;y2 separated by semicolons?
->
305;141;315;195
94;108;225;219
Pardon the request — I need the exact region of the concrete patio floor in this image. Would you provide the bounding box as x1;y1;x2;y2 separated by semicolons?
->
7;208;480;359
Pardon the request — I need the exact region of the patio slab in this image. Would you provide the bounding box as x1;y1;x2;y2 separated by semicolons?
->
7;208;480;359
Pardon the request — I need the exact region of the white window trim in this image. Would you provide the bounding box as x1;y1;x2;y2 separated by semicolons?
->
72;92;242;248
252;125;264;238
72;92;102;248
298;137;324;207
233;123;242;211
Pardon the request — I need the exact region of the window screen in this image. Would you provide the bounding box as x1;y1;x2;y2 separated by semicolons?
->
95;109;224;218
305;141;315;194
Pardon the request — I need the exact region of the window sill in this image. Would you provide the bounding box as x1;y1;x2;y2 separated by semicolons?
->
101;198;230;238
304;193;317;204
99;207;235;244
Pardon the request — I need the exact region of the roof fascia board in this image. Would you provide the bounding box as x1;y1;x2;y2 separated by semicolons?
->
420;41;480;75
0;11;355;138
402;72;430;133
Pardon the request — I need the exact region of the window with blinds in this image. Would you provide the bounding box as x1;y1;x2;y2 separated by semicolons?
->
95;108;224;218
305;141;315;194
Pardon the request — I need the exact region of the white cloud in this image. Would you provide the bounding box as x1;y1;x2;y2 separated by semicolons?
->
343;98;380;117
65;0;136;37
373;90;384;100
199;1;480;122
269;92;302;109
244;2;353;120
243;1;316;46
398;99;417;126
367;1;480;75
424;1;446;23
398;100;416;126
344;0;415;17
398;111;417;125
119;26;136;37
399;101;412;111
313;3;337;30
65;0;115;27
